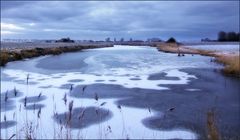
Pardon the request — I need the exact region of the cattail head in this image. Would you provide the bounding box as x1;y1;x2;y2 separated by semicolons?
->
54;112;58;118
100;102;107;106
148;107;151;114
168;107;175;112
70;84;73;92
26;74;30;85
95;109;99;115
37;108;41;118
82;85;87;93
5;91;8;102
38;92;42;99
68;100;73;124
4;114;6;121
33;103;36;111
78;109;85;120
63;93;67;105
24;96;27;107
94;93;98;101
107;125;112;133
13;87;17;97
117;105;121;110
68;100;74;113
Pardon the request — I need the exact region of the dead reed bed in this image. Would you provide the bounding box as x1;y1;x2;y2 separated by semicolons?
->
0;44;113;66
155;43;240;77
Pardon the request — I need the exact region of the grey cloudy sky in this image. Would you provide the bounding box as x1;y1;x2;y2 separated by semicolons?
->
1;1;239;41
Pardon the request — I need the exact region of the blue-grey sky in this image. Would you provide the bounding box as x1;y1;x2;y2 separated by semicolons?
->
1;1;239;41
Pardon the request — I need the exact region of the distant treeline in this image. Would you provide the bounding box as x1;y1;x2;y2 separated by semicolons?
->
218;31;240;42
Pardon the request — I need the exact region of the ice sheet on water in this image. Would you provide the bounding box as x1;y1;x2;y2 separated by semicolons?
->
1;45;212;139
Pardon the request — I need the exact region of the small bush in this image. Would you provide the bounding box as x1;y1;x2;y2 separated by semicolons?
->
0;51;10;66
13;53;23;60
166;37;177;43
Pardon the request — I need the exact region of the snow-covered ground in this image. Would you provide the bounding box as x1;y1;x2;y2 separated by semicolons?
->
185;44;239;55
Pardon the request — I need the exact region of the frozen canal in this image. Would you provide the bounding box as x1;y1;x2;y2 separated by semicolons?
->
1;45;239;139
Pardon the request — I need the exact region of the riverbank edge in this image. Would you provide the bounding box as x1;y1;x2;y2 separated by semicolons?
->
0;44;113;66
152;43;240;78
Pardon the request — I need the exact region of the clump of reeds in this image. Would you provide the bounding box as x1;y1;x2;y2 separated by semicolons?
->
68;100;74;123
207;110;220;140
216;55;240;77
0;51;10;66
24;122;36;140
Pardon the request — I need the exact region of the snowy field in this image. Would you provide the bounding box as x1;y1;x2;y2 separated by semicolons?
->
185;44;239;55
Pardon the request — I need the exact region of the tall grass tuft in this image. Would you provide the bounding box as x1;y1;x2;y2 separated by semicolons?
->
216;55;240;77
207;110;220;140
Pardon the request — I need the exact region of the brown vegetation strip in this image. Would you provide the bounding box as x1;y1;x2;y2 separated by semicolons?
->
0;45;113;66
215;55;240;77
154;43;240;77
